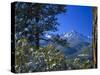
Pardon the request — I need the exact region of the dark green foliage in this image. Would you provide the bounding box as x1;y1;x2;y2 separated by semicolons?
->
15;37;93;72
15;2;66;49
15;2;67;73
15;40;67;72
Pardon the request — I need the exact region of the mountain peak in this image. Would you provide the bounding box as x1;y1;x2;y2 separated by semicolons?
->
70;30;79;34
63;30;78;38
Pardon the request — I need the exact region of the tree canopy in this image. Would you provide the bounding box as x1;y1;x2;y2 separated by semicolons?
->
15;2;66;49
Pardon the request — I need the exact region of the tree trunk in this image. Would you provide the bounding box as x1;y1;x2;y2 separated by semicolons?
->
34;12;40;49
34;26;40;50
92;7;97;68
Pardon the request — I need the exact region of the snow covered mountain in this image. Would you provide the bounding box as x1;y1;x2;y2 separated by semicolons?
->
61;30;92;47
41;30;92;56
45;30;91;44
62;30;91;42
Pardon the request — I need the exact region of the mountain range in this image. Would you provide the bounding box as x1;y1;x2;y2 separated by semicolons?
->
41;30;92;58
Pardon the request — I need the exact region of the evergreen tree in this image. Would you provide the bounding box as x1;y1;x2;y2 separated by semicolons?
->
15;2;66;49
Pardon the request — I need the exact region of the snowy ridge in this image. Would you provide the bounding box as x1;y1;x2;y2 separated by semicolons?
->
45;30;91;43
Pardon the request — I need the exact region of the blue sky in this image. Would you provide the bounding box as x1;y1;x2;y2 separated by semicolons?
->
55;5;92;37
